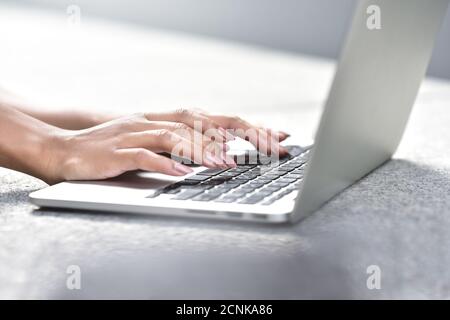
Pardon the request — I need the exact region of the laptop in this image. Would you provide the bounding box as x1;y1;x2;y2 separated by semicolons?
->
29;0;449;223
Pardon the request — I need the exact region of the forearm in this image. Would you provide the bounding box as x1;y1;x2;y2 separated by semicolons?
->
15;106;113;130
0;102;62;182
0;89;114;129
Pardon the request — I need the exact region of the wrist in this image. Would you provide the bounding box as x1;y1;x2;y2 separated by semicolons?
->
37;128;73;184
18;123;72;184
0;104;68;183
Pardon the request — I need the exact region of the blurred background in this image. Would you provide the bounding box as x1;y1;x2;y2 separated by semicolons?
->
4;0;450;79
2;1;450;299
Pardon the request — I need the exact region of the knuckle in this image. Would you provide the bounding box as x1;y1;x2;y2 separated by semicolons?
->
119;113;145;129
128;112;147;124
134;149;148;164
115;133;129;147
157;129;172;139
173;122;190;131
132;112;146;119
230;115;242;123
175;108;192;118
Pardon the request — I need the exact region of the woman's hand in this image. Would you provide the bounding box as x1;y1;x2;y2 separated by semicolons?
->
144;109;290;157
40;109;287;182
43;109;289;184
0;99;290;184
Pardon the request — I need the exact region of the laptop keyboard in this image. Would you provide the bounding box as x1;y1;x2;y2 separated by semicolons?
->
148;146;310;205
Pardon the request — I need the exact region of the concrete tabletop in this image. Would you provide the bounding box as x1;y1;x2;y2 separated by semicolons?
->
1;5;450;299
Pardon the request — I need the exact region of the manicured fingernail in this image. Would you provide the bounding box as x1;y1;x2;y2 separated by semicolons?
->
205;154;220;167
279;131;290;138
224;154;237;167
174;163;193;175
216;156;228;168
213;151;227;168
279;146;289;155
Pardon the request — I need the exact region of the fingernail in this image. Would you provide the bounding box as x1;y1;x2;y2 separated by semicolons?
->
205;154;220;167
174;163;193;175
279;131;291;138
216;156;228;169
224;154;237;167
213;151;227;168
279;146;289;155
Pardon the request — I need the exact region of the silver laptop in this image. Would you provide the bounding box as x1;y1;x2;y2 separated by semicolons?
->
29;0;449;223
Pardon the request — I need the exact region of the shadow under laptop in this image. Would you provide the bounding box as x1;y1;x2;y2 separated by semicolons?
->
30;159;450;241
29;159;450;299
31;159;450;230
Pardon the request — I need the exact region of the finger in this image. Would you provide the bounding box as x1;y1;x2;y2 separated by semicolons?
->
277;130;290;141
208;115;288;156
114;148;193;176
204;140;234;168
135;120;229;152
165;132;232;169
110;114;226;145
145;109;232;142
119;130;234;168
266;129;290;142
121;119;227;147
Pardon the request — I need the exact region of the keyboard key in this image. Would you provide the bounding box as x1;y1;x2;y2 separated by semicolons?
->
248;182;265;189
238;173;259;180
239;185;258;193
263;174;283;179
215;196;239;203
233;176;253;181
229;189;250;197
261;198;276;205
176;180;200;186
271;182;290;188
239;165;257;169
275;167;293;173
257;190;274;197
201;178;226;186
286;173;303;179
192;193;222;201
249;167;266;174
239;195;265;204
214;183;237;190
286;146;304;157
175;184;214;190
197;168;228;176
223;180;245;186
227;167;250;173
184;175;210;182
278;177;297;183
172;189;203;200
281;165;299;170
162;188;182;194
261;185;282;192
218;171;241;178
254;177;274;183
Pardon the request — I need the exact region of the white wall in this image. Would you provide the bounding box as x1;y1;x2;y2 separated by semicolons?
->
5;0;450;79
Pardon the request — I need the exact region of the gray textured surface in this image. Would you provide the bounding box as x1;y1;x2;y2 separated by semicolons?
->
2;93;450;299
1;6;450;299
